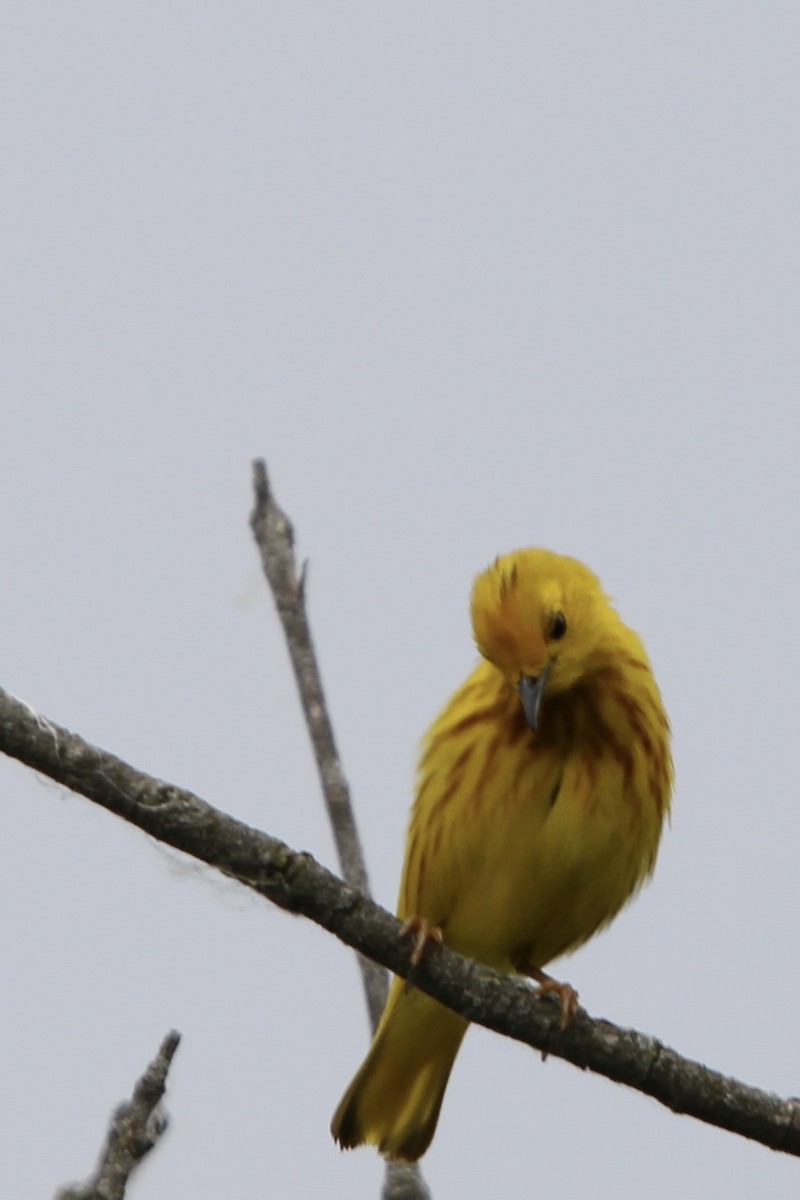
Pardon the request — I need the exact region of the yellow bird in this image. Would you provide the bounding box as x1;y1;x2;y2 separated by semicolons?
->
331;548;672;1161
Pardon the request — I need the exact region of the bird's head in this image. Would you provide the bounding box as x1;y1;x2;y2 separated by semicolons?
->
470;548;614;729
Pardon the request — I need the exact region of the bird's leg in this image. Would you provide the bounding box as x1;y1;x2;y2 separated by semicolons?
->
522;964;579;1029
400;916;444;967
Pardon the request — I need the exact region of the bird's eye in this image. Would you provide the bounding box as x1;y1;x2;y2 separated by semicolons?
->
550;612;568;641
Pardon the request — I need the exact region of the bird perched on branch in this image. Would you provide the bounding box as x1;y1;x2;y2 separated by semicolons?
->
331;548;672;1161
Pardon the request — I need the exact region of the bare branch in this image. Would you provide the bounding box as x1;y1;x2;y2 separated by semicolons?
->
253;461;429;1200
3;689;800;1160
249;458;387;1031
382;1161;432;1200
56;1030;180;1200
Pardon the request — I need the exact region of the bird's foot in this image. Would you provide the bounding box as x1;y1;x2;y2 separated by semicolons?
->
526;966;579;1029
400;916;444;967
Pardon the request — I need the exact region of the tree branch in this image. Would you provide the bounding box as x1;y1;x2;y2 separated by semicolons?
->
3;688;800;1160
249;461;427;1200
249;459;386;1030
56;1031;180;1200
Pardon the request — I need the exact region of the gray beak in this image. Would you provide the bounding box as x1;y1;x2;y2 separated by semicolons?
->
519;666;550;731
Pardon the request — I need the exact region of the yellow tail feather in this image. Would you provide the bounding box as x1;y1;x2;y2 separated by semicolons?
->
331;979;468;1161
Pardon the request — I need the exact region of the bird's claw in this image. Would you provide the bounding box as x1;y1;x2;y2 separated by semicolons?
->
517;963;579;1029
533;977;580;1029
400;916;444;967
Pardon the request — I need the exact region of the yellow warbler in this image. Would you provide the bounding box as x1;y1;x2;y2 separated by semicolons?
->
331;548;672;1161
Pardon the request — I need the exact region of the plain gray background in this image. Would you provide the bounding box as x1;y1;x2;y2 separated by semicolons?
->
3;4;800;1197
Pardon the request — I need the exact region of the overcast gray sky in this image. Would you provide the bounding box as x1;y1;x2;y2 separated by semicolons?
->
3;4;800;1197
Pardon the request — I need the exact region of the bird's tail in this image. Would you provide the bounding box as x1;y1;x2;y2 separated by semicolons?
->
331;977;468;1161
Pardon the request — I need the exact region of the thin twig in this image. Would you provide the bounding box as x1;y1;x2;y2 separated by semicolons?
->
3;688;800;1160
250;463;428;1200
56;1031;181;1200
249;459;386;1030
